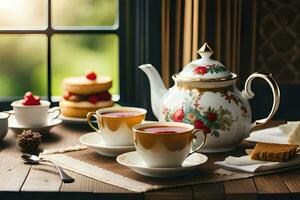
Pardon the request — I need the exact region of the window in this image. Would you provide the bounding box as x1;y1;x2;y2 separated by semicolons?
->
0;0;120;106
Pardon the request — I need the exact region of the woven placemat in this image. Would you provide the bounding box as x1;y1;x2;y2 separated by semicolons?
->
41;146;300;192
41;148;256;192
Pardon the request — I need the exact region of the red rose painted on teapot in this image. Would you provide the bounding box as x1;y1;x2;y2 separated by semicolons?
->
139;43;280;152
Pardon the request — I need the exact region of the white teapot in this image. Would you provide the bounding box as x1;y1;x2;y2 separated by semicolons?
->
139;43;280;152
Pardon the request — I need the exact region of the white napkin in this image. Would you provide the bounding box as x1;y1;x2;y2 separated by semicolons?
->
245;127;289;144
215;155;300;173
246;121;300;145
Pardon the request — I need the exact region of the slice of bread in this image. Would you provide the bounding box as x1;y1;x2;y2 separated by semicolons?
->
250;142;298;162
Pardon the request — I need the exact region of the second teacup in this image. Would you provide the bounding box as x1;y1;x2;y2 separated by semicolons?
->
87;107;147;146
132;122;207;168
11;100;61;127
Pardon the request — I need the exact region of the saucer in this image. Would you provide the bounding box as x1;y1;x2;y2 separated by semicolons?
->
79;132;135;157
9;115;62;134
116;151;208;177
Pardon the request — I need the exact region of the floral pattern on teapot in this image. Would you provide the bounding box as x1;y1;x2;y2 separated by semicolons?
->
221;91;249;118
194;64;227;76
162;88;250;138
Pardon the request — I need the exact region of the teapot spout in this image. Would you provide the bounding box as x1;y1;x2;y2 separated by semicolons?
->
139;64;168;119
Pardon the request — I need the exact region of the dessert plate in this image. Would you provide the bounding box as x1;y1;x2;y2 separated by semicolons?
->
59;115;87;124
59;100;121;124
9;116;62;134
116;151;208;177
79;132;135;157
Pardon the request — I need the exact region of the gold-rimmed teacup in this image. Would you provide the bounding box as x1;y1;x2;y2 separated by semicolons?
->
87;107;147;146
132;122;207;168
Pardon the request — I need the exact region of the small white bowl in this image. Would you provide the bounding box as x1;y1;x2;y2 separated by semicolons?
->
0;112;9;140
10;100;60;127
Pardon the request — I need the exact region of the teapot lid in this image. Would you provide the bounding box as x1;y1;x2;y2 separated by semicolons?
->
178;42;232;81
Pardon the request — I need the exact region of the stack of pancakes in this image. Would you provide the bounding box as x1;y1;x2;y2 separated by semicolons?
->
60;73;114;118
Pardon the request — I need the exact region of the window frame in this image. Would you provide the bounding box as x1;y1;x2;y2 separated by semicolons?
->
0;0;124;109
0;0;162;118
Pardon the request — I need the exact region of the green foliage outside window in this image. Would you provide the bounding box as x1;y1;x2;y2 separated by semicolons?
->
0;0;119;98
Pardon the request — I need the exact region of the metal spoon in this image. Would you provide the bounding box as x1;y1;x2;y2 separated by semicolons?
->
22;154;75;183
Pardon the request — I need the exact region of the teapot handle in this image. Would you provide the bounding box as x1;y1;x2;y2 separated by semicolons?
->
242;72;280;129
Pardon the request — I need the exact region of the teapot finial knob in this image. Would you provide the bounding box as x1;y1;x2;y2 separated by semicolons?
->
198;42;214;58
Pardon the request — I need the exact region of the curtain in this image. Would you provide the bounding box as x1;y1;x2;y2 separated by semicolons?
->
161;0;243;87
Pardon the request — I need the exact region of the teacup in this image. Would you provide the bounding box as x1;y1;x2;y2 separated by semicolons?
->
132;122;207;168
87;107;147;146
11;100;61;127
0;112;9;141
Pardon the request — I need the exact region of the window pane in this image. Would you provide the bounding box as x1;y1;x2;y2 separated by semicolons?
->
0;0;47;30
51;34;119;97
52;0;118;29
0;35;47;97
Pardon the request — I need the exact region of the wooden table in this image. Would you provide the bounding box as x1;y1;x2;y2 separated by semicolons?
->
0;121;300;200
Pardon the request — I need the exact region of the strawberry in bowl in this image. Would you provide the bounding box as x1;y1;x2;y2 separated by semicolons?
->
22;92;41;106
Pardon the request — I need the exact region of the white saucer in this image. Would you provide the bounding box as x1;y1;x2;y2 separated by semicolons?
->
59;114;87;124
79;132;135;157
116;151;208;177
9;116;62;134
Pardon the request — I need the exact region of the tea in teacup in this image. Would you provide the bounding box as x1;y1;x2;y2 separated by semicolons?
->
87;107;147;146
102;111;141;117
140;126;189;134
132;122;207;168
